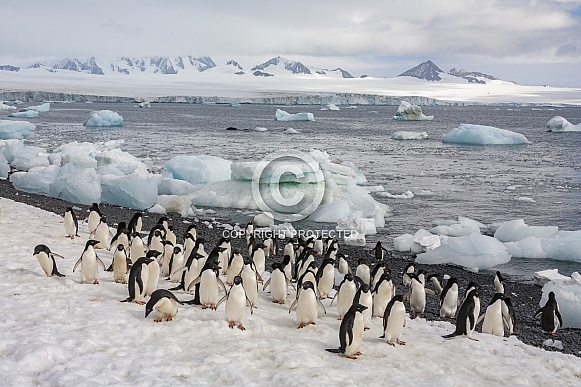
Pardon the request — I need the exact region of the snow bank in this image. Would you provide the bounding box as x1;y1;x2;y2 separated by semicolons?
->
165;155;232;184
546;116;581;132
442;124;531;145
391;131;428;140
541;272;581;328
83;110;124;127
275;109;315;121
392;101;433;121
9;110;39;118
0;120;36;140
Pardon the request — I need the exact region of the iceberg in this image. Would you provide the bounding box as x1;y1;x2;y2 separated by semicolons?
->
505;230;581;262
152;195;192;217
0;120;36;140
83;110;124;127
377;191;414;199
415;232;511;270
49;164;102;205
0;152;9;179
10;145;48;171
9;110;39;118
442;124;531;145
541;272;581;328
158;178;197;196
546;116;581;132
28;102;50;112
391;131;428;140
321;103;340;111
283;128;299;134
254;212;275;227
0;102;17;111
165;155;232;185
10;165;60;195
136;101;151;108
430;216;486;237
494;219;558;242
534;269;570;287
275;109;315;122
101;173;161;210
392;101;434;121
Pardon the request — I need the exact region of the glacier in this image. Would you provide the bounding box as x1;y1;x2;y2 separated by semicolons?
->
442;124;531;145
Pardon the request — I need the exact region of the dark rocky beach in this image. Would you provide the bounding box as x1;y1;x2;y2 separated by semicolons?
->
1;178;579;357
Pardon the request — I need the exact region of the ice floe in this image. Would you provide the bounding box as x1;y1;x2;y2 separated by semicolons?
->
391;131;429;140
546;116;581;132
442;124;531;145
83;110;124;127
392;101;433;121
275;109;315;121
0;120;36;140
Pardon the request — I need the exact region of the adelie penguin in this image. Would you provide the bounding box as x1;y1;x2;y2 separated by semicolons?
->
87;203;102;234
121;257;153;304
289;281;326;328
535;291;563;336
33;244;65;277
216;276;253;330
370;241;389;261
439;277;459;318
331;273;357;320
477;293;506;337
381;294;406;346
145;289;183;322
112;244;131;284
326;303;367;359
73;240;106;284
442;289;480;340
63;207;79;239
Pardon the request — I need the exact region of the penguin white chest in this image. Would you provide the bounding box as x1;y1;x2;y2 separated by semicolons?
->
36;252;53;277
241;267;258;305
145;261;160;296
373;282;393;317
337;283;357;318
440;284;459;318
355;266;370;286
410;283;426;314
385;302;406;341
226;285;247;324
81;248;99;282
130;239;145;260
338;258;349;275
318;266;335;298
154;298;178;320
270;270;287;302
94;223;110;249
253;250;265;277
296;290;318;325
64;212;76;237
112;250;128;282
200;270;219;306
482;301;504;337
169;253;185;282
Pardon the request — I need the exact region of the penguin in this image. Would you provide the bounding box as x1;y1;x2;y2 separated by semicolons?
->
184;224;197;241
216;237;232;275
244;222;254;246
494;271;505;294
109;223;129;252
402;263;414;287
182;233;197;263
289;281;326;328
33;244;65;277
169;251;205;300
227;249;244;286
250;243;266;281
241;258;259;308
405;273;433;318
427;274;443;295
316;258;336;299
313;236;324;255
127;212;143;235
145;289;183;322
263;262;290;304
121;257;152;304
216;276;253;330
353;283;373;330
370;241;389;261
187;262;227;309
337;253;351;275
148;228;165;257
64;207;79;239
502;296;515;336
372;272;395;318
355;259;371;286
322;244;338;261
160;240;175;277
296;261;319;299
263;235;276;258
112;244;131;284
370;262;389;289
380;294;406;346
417;269;426;286
87;204;102;234
73;240;105;284
168;246;185;283
156;216;170;236
478;293;506;337
296;249;316;280
332;273;358;320
281;254;293;284
443;289;480;340
461;281;478;306
165;226;177;246
282;239;296;276
92;216;111;250
144;250;162;297
129;232;146;261
326;303;367;359
439;277;459;318
535;291;563;335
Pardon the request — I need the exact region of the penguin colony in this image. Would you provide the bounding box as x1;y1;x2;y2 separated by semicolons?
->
31;205;564;360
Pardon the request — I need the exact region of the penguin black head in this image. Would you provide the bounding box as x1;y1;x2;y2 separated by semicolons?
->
350;303;368;313
232;249;240;255
65;207;74;212
146;250;162;258
33;244;50;255
427;273;440;282
233;276;243;285
489;293;505;305
360;283;370;293
173;246;182;254
282;255;291;265
392;294;404;303
302;281;315;291
86;239;100;248
153;229;162;237
447;277;457;285
131;232;141;239
162;240;174;247
548;291;556;300
168;225;174;232
116;244;125;251
100;216;108;223
344;273;354;282
495;271;504;282
271;262;283;271
308;261;318;270
158;216;169;224
357;258;367;265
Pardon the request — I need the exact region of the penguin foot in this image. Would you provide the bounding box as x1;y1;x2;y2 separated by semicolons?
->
396;339;406;346
364;327;370;331
93;280;99;285
468;337;479;341
387;341;396;347
338;316;343;320
210;304;216;310
228;321;236;329
166;316;173;322
551;333;558;337
202;304;207;310
154;317;162;322
237;324;246;331
135;300;146;305
345;355;358;359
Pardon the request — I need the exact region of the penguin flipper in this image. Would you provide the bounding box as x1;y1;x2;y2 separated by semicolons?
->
187;276;201;292
317;298;327;314
325;348;341;354
215;294;228;310
556;310;563;327
442;332;461;339
289;298;298;313
533;308;542;318
51;252;65;259
425;288;436;296
476;313;485;325
330;291;338;306
246;296;254;314
171;266;187;276
217;277;227;293
96;256;107;271
72;257;82;273
262;278;271;291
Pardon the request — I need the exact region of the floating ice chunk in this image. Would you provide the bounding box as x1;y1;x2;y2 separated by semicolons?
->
10;165;59;195
344;231;366;247
9;110;39;118
253;126;268;132
541;272;581;328
270;222;297;238
0;152;9;179
136;101;151;108
101;173;161;210
321;103;340;111
165;155;232;185
494;219;559;242
83;110;124;127
391;131;429;140
254;212;275;227
517;196;535;203
534;269;571;287
377;190;414;199
96;165;125;176
336;212;377;235
392;101;434;121
430;216;486;237
0;102;16;110
10;145;48;171
0;120;36;140
341;161;368;184
283;128;299;134
543;339;564;350
231;159;322;183
153;195;192;217
442;124;531;145
416;232;511;270
308;201;352;223
275;109;314;121
546;116;581;132
158;178;197;196
393;233;414;252
415;189;435;196
28;102;50;112
49;164;102;205
148;204;166;215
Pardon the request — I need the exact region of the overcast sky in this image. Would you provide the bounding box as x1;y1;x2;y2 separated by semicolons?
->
1;0;581;87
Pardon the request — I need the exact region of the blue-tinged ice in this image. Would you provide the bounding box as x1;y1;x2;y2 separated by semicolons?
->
10;146;49;171
541;272;581;328
165;155;232;184
275;109;315;121
83;110;124;127
49;164;102;205
158;177;197;196
0;152;10;179
0;120;36;140
28;102;50;112
442;124;531;145
101;173;161;210
9;110;39;118
10;165;60;195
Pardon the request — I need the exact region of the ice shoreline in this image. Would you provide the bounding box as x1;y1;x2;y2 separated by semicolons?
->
1;178;579;359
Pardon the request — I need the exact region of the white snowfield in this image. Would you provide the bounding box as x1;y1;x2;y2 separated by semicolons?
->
1;197;580;386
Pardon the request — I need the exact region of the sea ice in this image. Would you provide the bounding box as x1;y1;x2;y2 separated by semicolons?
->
415;232;511;270
158;178;197;196
442;124;531;145
336;212;377;235
391;131;429;140
344;230;366;246
392;101;434;121
83;110;124;127
253;126;268;132
0;120;36;140
9;110;39;118
546;116;581;132
254;212;275;227
49;164;102;205
165;155;232;184
283;128;299;134
377;190;414;199
275;109;315;121
0;152;9;179
541;272;581;328
430;216;486;237
10;145;49;171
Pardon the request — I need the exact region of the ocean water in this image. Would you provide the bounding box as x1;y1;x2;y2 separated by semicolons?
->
17;102;581;281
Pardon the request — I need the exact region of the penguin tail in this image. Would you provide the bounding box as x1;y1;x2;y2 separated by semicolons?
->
442;332;461;339
120;298;132;303
54;271;66;277
169;284;183;291
105;264;113;272
325;348;341;354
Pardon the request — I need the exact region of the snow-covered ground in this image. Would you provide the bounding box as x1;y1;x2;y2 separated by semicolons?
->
1;69;581;105
1;197;580;385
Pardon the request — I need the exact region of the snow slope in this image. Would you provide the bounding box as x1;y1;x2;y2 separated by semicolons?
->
1;197;580;385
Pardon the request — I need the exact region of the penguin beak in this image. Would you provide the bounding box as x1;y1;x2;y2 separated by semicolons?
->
145;308;152;318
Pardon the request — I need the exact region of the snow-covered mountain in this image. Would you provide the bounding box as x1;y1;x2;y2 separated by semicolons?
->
249;56;354;78
399;60;514;85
